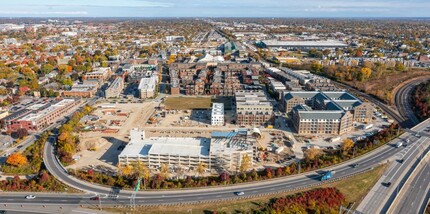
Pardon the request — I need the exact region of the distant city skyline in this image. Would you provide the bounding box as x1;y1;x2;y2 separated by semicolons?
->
1;0;429;18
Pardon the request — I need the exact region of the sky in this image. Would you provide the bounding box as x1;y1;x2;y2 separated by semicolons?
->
1;0;429;17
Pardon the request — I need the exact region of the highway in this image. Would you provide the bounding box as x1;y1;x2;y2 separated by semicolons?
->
391;154;430;214
0;118;417;207
394;77;430;127
356;121;430;213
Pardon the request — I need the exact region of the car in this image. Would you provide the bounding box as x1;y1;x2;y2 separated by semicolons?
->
398;159;404;163
234;191;245;196
25;195;36;199
383;182;392;187
415;134;421;138
90;196;100;200
352;163;359;168
17;145;23;149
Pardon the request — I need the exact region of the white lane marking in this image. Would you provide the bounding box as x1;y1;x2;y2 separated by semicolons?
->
72;210;97;214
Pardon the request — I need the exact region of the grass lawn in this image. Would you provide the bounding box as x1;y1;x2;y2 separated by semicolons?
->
102;164;387;214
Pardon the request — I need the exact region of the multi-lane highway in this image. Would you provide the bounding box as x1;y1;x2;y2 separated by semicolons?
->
391;154;430;214
0;119;420;207
356;120;430;213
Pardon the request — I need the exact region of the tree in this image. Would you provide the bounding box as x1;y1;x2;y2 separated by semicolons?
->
305;148;322;161
14;128;28;139
341;138;355;155
6;153;28;167
196;162;206;177
395;62;405;71
239;153;252;173
40;64;54;74
134;161;150;182
160;163;169;178
360;67;372;80
120;164;133;176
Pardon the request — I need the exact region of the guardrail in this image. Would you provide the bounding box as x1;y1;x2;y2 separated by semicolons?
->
384;146;430;213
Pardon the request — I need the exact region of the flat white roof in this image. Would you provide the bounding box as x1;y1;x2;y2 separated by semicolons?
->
119;136;210;157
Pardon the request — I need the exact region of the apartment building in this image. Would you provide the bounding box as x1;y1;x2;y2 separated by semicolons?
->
211;103;224;126
284;91;373;135
235;90;273;127
104;77;124;98
138;76;157;99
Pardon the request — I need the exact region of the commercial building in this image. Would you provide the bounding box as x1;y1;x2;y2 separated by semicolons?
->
284;91;373;135
235;90;273;127
138;76;157;99
104;77;124;98
211;103;224;126
2;99;80;132
261;40;348;50
118;129;255;172
62;83;98;98
83;67;112;83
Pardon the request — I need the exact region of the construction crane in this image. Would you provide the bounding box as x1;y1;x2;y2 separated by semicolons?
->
130;177;142;210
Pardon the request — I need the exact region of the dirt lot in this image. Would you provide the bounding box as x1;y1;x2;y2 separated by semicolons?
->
67;102;156;170
164;96;233;110
164;96;212;110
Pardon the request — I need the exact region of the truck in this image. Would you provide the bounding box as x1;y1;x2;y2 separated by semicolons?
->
320;171;334;181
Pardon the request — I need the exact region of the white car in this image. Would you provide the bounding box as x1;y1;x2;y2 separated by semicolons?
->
234;191;245;196
25;195;36;199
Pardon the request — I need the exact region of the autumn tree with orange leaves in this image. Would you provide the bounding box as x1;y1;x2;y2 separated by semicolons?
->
6;153;28;167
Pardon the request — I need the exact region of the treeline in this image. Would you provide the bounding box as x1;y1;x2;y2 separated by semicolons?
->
1;132;49;174
73;124;400;190
412;81;430;120
56;105;93;165
0;171;69;192
260;188;345;214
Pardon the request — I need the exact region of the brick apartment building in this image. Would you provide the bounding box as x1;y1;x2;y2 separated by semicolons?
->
235;90;273;127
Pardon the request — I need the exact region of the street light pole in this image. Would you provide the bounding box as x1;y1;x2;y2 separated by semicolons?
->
99;195;102;211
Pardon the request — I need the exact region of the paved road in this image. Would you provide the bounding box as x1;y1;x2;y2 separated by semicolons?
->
394;77;430;127
0;118;415;208
356;126;430;213
391;155;430;214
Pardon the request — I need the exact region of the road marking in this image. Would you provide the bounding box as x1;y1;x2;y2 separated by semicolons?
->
158;199;164;202
72;210;97;214
60;200;68;202
178;198;184;200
